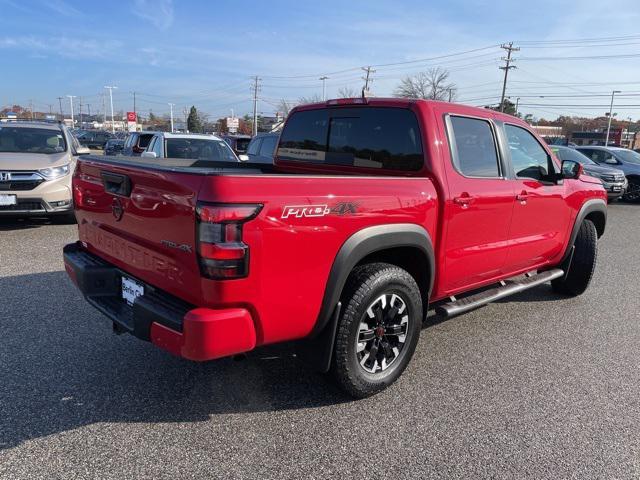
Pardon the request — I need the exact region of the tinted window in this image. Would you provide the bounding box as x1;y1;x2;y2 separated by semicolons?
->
0;127;67;154
505;124;554;180
235;138;250;153
551;147;596;165
165;138;237;161
448;116;500;177
247;138;261;155
278;107;423;171
138;134;153;148
258;136;277;157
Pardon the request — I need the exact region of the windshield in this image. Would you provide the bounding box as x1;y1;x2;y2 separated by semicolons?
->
0;127;67;154
614;149;640;165
551;147;597;165
166;138;238;161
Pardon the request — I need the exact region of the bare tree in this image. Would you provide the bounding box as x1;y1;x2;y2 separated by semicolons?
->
393;67;457;101
277;98;295;117
297;94;323;105
338;86;358;98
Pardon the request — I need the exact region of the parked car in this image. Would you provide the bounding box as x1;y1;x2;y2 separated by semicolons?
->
64;98;606;398
141;132;239;162
550;145;627;200
104;138;125;156
245;132;279;163
576;146;640;201
122;131;156;156
222;134;252;155
77;130;113;149
0;121;90;219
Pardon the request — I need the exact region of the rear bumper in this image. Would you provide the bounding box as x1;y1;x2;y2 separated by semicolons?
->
63;242;256;361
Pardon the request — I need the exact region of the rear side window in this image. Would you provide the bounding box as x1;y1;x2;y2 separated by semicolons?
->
247;138;261;155
447;116;500;177
138;134;153;148
278;107;424;171
258;136;278;157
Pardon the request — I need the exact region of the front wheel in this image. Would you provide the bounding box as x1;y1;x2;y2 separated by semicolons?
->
331;263;423;398
622;177;640;202
551;219;597;296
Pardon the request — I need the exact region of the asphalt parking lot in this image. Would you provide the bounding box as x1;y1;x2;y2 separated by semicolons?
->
1;203;639;479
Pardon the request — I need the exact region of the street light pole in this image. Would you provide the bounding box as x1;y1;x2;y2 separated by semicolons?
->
168;103;175;133
104;86;118;134
605;90;621;146
66;95;76;126
319;76;329;101
515;97;520;116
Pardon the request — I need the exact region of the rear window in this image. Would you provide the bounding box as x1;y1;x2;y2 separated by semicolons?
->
258;136;278;157
165;138;237;162
447;116;500;177
278;107;424;171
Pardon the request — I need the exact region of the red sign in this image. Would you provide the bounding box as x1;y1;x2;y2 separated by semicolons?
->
127;112;137;122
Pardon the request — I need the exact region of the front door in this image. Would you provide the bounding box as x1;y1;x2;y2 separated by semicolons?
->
502;123;571;271
440;114;515;294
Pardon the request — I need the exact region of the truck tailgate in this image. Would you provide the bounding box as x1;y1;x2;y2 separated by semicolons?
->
73;156;206;305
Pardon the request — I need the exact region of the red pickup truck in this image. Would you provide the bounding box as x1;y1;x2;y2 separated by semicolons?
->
64;98;607;397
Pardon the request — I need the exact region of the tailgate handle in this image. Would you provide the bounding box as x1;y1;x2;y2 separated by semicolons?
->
101;171;132;197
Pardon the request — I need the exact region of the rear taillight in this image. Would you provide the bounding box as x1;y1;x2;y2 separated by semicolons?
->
196;203;262;279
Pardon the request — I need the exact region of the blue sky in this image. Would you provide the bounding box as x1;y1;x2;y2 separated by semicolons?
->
1;0;640;120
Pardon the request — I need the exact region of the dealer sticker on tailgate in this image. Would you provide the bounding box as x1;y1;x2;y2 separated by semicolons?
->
121;276;144;306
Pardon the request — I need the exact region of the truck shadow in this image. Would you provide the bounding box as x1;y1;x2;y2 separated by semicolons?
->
0;271;350;450
0;217;74;231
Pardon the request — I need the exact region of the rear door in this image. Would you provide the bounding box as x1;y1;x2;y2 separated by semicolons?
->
501;123;571;271
440;114;515;293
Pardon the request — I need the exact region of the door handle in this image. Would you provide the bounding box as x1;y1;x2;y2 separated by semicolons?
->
453;193;475;207
516;191;528;203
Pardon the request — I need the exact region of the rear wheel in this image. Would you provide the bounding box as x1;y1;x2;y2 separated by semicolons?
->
551;219;597;296
331;263;423;398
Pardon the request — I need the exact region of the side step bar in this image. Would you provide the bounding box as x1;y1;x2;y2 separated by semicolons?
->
436;269;564;318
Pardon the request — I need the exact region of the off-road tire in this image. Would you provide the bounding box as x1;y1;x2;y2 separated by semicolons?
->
551;219;597;296
331;262;423;398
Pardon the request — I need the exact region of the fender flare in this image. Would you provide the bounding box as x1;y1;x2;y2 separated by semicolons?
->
297;224;435;373
560;199;607;263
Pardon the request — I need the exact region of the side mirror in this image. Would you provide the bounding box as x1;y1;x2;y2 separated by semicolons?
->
75;146;91;155
561;160;583;179
141;151;157;159
238;154;249;162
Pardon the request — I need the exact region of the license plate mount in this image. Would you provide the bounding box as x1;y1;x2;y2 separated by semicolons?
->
121;275;144;306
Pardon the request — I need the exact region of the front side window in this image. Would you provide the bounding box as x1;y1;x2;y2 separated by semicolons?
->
278;107;424;171
505;124;555;181
447;116;500;177
0;127;67;154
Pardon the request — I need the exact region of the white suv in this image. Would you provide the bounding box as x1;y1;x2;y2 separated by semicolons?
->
141;132;240;162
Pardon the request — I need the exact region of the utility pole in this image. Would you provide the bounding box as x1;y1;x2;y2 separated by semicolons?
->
515;97;520;117
251;75;261;136
29;99;34;120
104;86;117;134
361;66;375;95
605;90;621;146
67;95;76;126
499;42;519;112
447;88;453;102
57;96;64;120
320;76;329;101
168;103;175;133
132;91;136;119
79;96;83;127
87;104;91;120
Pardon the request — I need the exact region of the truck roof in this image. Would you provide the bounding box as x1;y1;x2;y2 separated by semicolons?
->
292;97;523;124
